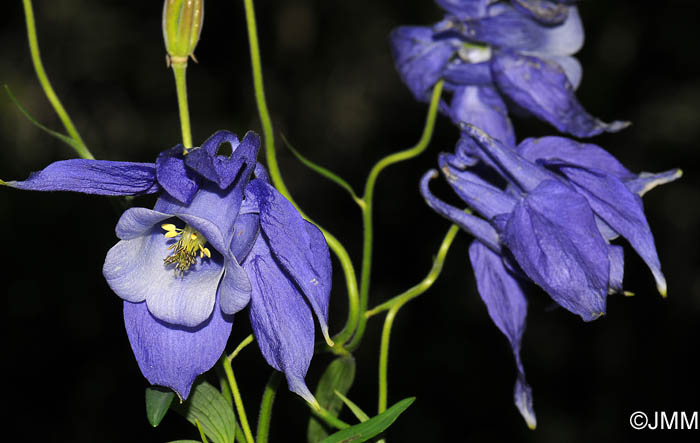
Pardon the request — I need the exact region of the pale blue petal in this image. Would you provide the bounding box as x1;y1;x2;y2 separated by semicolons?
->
449;86;516;147
219;213;259;315
115;207;172;240
103;227;223;327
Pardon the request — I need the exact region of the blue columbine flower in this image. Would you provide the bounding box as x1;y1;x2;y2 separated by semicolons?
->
420;124;680;427
3;130;332;402
390;0;628;144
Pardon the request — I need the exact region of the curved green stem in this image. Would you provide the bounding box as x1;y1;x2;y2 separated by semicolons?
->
374;224;459;413
241;0;359;349
171;61;193;150
347;80;445;351
227;334;254;363
255;372;281;443
223;357;255;443
21;0;93;159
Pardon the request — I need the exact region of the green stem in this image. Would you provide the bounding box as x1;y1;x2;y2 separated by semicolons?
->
235;427;247;443
171;61;193;150
222;357;256;443
367;224;460;318
375;224;460;413
216;364;234;408
347;80;445;351
227;334;255;363
21;0;93;159
241;0;359;349
255;372;281;443
309;404;351;431
377;307;398;414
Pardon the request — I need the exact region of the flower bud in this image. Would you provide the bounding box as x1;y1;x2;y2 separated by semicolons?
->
162;0;204;64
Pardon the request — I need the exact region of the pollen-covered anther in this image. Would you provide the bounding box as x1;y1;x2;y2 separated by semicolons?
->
161;223;211;276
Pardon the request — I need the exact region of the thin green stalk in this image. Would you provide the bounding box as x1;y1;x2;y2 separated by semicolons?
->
21;0;93;159
223;358;255;443
171;61;193;150
241;0;359;349
216;364;234;407
347;81;445;351
309;404;351;431
367;224;460;318
374;224;460;413
378;306;398;414
227;334;255;363
255;372;282;443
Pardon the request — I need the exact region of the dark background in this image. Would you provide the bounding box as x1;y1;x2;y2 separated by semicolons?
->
1;1;699;442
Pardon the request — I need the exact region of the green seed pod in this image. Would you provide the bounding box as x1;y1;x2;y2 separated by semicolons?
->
162;0;204;65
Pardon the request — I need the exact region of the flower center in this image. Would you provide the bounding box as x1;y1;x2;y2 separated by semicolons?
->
161;223;211;276
458;42;491;64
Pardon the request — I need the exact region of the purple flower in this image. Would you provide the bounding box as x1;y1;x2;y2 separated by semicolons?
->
3;130;332;402
420;124;680;426
390;0;628;142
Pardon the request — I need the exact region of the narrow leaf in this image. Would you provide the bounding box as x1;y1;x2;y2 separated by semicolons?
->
307;356;356;442
320;397;415;443
333;390;370;422
167;440;202;443
171;381;237;443
4;85;87;154
281;134;364;208
146;387;175;427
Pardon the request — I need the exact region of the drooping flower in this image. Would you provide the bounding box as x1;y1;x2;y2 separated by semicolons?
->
2;130;332;402
390;0;628;144
420;124;680;426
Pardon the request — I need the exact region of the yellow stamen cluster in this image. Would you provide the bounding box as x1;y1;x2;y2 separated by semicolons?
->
162;223;211;276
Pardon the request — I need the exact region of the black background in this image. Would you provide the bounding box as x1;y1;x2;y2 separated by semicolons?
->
1;1;699;442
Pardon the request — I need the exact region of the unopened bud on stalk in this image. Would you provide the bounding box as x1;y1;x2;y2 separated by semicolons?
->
162;0;204;66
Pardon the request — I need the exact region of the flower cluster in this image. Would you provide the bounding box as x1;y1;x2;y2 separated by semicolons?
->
421;125;680;427
390;0;628;145
5;130;332;402
391;0;680;429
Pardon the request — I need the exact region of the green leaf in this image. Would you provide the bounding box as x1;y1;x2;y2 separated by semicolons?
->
167;440;202;443
281;134;364;208
146;387;176;427
171;381;237;443
4;85;87;155
319;397;415;443
307;356;356;443
333;390;369;423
